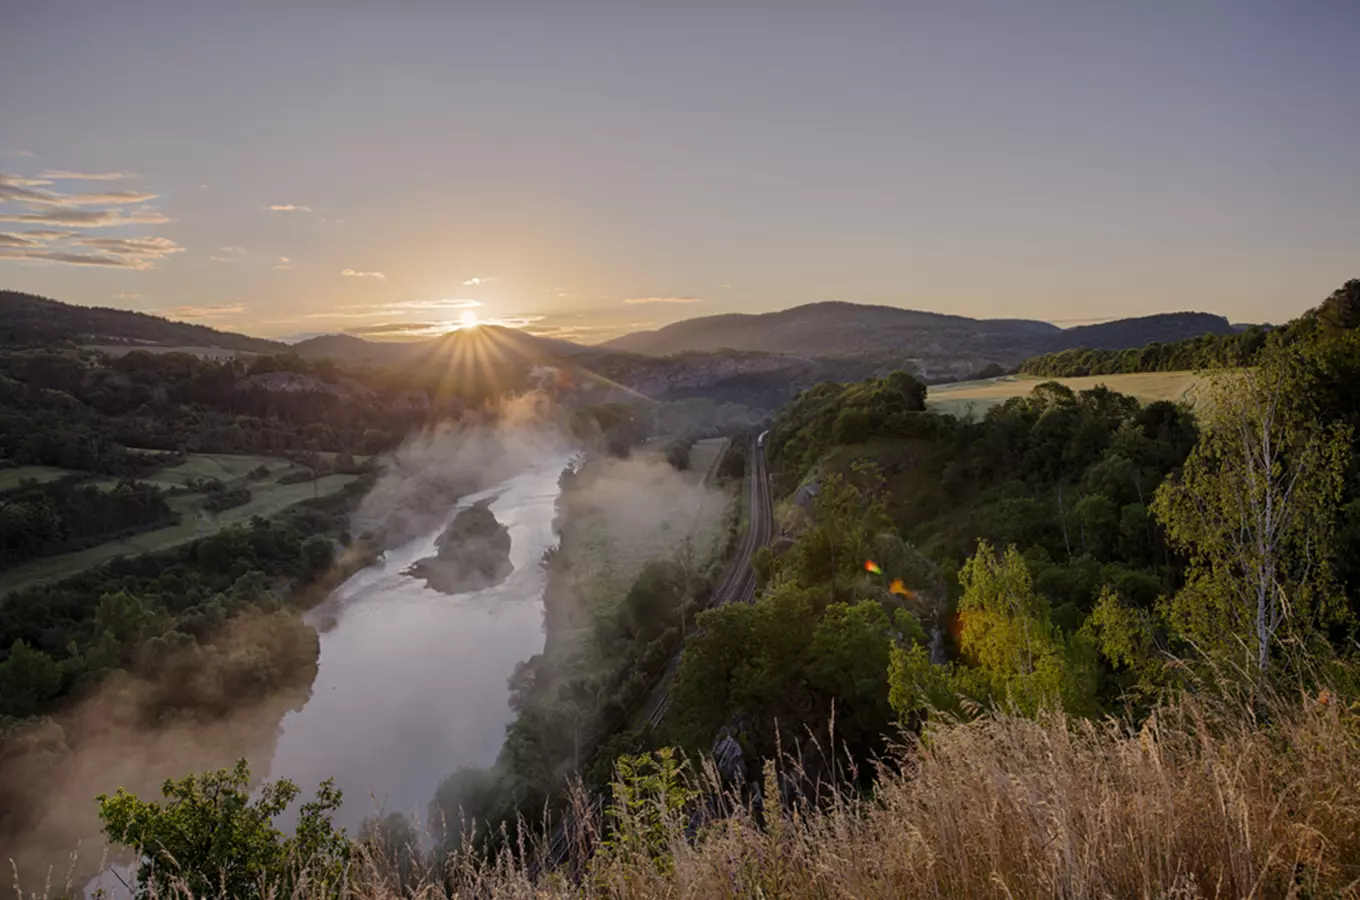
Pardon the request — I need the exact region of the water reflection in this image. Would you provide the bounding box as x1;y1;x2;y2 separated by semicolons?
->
265;456;567;831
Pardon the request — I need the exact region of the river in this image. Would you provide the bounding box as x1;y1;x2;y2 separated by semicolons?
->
264;454;570;831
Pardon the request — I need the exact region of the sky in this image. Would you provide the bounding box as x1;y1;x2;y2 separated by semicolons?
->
1;1;1357;344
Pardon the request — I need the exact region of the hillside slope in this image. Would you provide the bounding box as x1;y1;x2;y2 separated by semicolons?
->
0;291;286;353
1058;312;1236;349
603;302;1235;379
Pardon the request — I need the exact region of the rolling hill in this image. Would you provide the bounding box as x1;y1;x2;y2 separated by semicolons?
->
0;290;287;353
602;302;1237;379
0;290;1240;403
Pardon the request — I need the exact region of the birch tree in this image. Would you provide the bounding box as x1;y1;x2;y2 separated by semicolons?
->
1153;346;1349;673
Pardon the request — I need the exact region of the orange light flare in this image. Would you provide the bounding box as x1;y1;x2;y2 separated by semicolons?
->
864;560;883;575
889;578;916;601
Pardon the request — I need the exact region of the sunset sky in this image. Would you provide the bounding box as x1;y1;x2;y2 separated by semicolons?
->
2;2;1357;343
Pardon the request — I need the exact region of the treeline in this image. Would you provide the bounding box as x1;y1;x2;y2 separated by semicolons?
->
0;479;173;569
1019;327;1273;377
1019;278;1360;377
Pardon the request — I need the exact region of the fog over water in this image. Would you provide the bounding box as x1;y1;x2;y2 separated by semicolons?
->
265;454;570;832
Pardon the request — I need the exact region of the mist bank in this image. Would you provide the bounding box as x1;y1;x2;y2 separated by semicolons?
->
422;438;745;850
0;396;578;887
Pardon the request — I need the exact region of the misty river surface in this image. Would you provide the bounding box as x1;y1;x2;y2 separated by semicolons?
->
265;455;570;831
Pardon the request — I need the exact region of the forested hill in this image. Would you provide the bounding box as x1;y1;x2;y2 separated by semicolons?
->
1021;279;1360;377
0;291;287;353
1057;312;1235;350
601;301;1241;379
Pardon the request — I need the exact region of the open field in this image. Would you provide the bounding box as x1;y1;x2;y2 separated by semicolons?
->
928;371;1207;418
89;453;297;492
0;471;359;595
0;465;79;491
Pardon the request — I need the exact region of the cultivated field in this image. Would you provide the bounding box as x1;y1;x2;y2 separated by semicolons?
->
0;465;78;491
928;371;1206;418
0;453;360;594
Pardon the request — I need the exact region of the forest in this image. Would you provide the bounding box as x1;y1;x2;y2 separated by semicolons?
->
1019;278;1360;377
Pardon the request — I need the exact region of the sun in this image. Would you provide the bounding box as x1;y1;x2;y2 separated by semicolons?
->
459;309;479;329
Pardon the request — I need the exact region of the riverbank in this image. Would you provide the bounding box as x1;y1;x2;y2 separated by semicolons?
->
263;455;571;832
481;441;740;822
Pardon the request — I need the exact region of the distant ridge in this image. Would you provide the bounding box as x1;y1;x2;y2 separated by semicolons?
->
0;289;1238;385
1057;312;1236;350
602;301;1236;378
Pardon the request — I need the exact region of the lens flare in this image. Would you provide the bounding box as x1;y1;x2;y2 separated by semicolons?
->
864;560;882;575
889;578;915;599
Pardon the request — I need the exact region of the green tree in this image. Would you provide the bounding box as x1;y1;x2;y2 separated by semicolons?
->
0;639;63;719
1073;493;1119;558
97;759;350;899
301;534;335;580
1153;347;1351;673
623;560;687;641
954;542;1097;715
806;600;897;748
598;748;696;878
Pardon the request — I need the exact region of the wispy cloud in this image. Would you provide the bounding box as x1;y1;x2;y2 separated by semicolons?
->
622;296;704;305
305;298;479;319
209;245;249;263
114;292;144;301
0;174;157;207
160;304;248;320
272;256;294;270
0;248;141;268
390;298;479;311
0;208;170;227
41;170;128;181
341;268;386;280
0;173;51;187
462;276;496;286
344;322;441;336
0;233;184;269
72;235;184;268
268;204;312;212
0;170;177;268
15;229;76;240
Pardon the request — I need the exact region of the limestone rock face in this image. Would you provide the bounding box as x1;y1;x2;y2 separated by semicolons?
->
406;500;513;594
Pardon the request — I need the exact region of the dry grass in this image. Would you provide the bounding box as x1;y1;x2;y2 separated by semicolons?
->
38;690;1360;899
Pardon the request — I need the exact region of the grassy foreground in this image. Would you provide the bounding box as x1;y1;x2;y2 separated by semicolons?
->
61;689;1360;899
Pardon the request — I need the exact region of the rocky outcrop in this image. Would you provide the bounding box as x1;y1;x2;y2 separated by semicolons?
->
406;500;513;594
